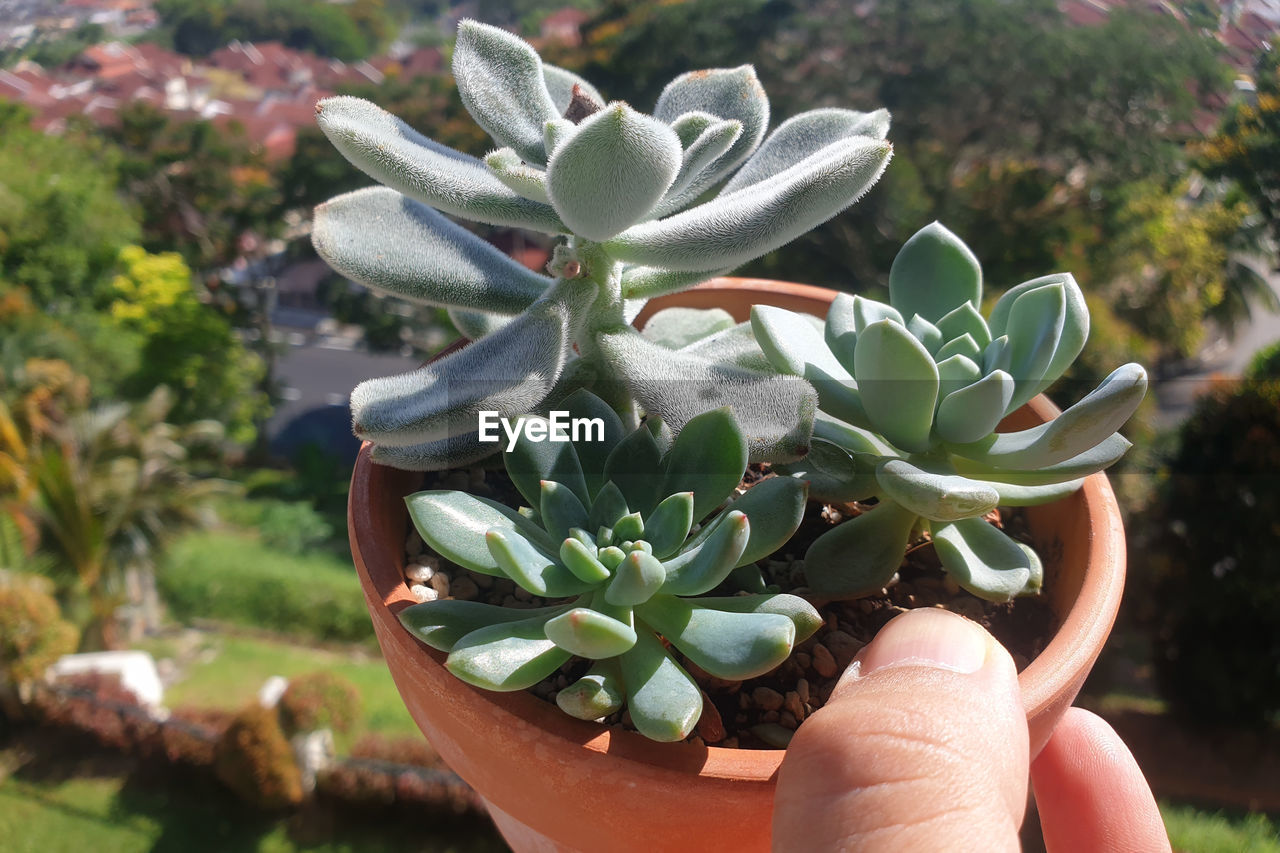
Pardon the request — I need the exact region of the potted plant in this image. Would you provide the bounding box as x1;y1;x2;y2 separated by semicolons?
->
325;20;1138;852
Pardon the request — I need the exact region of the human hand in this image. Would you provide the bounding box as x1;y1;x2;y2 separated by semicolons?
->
772;608;1168;852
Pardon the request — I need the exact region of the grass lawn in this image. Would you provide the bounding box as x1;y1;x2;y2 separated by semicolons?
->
136;631;421;750
0;771;503;853
1162;802;1280;853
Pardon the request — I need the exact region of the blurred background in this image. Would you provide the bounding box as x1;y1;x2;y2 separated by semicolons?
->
0;0;1277;850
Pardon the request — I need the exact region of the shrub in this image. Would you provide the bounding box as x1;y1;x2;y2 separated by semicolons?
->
214;704;304;810
1140;368;1280;728
216;498;335;555
32;672;156;752
349;733;441;769
278;671;361;736
0;572;79;685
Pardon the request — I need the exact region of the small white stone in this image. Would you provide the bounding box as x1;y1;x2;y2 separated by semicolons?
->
410;583;439;603
405;561;435;583
429;572;451;597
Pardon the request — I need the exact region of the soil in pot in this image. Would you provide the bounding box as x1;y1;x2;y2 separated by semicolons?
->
398;462;1056;750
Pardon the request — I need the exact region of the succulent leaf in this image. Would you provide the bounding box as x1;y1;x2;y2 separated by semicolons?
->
935;354;983;404
544;607;638;658
723;107;891;194
602;424;665;517
936;301;992;348
314;96;564;232
487;528;593;597
888;221;982;324
992;478;1088;506
660;118;744;208
453;20;560;165
660;407;749;522
559;537;611;583
638;595;796;680
556;659;625;720
931;518;1043;602
935;369;1015;444
875;459;999;522
448;308;513;339
693;593;823;643
1003;281;1066;413
906;314;944;355
772;438;877;503
605;550;667;606
851;294;905;335
989;273;1089;399
804;500;918;598
399;599;575;652
540;480;589;542
407;490;554;574
314;187;551;312
446;615;572;691
824;292;860;366
934;332;983;365
605;137;891;272
619;628;702;742
554;388;627;498
484;148;551;203
716;476;809;566
643;492;695;559
983;334;1013;374
951;431;1133;486
952;363;1147;469
352;297;573;448
620;266;727;300
752;304;852;380
546;102;682;241
505;417;590;508
370;431;496;470
854;319;938;452
660;511;749;596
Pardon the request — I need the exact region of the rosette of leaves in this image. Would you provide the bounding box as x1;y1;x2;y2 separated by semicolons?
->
396;390;819;742
311;19;892;469
749;223;1148;601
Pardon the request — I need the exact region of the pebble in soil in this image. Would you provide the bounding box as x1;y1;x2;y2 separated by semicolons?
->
401;466;1055;750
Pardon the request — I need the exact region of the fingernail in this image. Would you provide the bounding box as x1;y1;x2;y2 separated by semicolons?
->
859;608;991;676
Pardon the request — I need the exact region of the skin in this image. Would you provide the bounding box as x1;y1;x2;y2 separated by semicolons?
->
773;608;1169;852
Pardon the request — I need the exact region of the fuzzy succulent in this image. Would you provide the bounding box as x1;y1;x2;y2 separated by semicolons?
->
311;19;892;469
748;223;1148;602
396;389;820;742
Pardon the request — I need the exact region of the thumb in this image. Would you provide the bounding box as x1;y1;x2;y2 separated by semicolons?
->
773;608;1028;853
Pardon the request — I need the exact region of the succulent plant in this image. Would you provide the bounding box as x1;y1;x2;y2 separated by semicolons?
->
749;223;1148;601
396;389;819;742
311;19;892;469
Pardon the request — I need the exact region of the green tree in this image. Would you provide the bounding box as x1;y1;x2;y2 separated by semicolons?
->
108;245;269;444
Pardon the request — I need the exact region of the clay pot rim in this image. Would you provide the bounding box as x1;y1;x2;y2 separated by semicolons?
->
350;276;1126;784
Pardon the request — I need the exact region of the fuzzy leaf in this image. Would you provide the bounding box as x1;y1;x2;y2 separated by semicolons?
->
678;320;775;372
446;615;572;691
854;319;939;452
314;187;551;312
540;480;589;542
621;266;727;300
1002;281;1066;413
352;297;573;448
545;607;637;658
595;326;817;463
660;407;748;522
560;537;611;583
399;600;574;652
804;500;917;598
692;593;823;643
659;118;743;211
772;438;877;503
875;459;999;522
889;222;982;324
542;63;603;114
989;273;1088;399
315;96;563;232
453;20;559;165
605;550;667;606
557;659;625;720
652;66;770;205
723;107;891;194
952;363;1147;469
543;118;574;156
936;301;992;348
370;431;498;471
606;137;891;272
931;518;1043;602
406;490;554;574
638;595;795;681
642;307;736;349
448;308;512;340
643;492;695;559
546;102;682;241
484;147;550;203
486;528;593;597
935;370;1016;444
669;111;720;146
619;628;702;742
660;511;749;596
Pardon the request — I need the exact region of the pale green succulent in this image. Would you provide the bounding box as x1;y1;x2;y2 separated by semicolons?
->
397;390;819;742
312;19;892;469
749;223;1148;602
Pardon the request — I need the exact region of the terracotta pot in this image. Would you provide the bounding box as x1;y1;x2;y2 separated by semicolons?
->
349;277;1126;853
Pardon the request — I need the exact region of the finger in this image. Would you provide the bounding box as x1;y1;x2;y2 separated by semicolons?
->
1032;707;1170;853
773;608;1028;853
